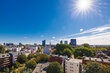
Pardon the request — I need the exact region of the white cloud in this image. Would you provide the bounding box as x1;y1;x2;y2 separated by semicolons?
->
24;37;28;39
51;40;54;42
61;24;110;45
52;37;55;39
76;32;110;45
63;24;110;38
80;28;83;32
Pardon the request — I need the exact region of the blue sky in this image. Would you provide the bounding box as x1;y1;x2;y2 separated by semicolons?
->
0;0;110;45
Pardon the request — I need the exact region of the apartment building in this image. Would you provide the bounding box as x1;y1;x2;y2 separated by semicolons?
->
65;59;82;73
0;53;12;69
9;52;18;64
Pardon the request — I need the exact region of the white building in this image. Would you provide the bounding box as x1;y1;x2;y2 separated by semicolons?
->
65;59;82;73
12;47;22;52
28;46;38;53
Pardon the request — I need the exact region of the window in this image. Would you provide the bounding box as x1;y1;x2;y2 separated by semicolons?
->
2;55;5;57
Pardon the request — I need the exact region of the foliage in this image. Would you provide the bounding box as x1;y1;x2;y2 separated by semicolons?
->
27;53;35;60
26;59;37;69
83;62;110;73
35;56;40;63
5;67;9;73
37;47;42;53
82;43;90;48
92;47;107;52
63;48;72;57
18;64;25;71
74;46;93;58
39;54;50;62
54;44;74;55
29;69;33;72
0;45;5;53
17;54;27;64
15;61;20;68
12;66;14;70
76;56;83;59
46;62;63;73
13;69;17;73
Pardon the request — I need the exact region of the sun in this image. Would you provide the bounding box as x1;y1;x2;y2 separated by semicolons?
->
74;0;94;15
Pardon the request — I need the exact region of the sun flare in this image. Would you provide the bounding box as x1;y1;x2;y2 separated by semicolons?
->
74;0;94;15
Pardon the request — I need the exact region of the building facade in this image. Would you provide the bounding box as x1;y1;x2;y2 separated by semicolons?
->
70;39;76;47
42;40;46;46
64;41;68;44
60;40;63;44
0;53;12;69
65;59;82;73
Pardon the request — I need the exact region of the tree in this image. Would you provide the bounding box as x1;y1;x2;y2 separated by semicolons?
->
46;62;63;73
35;56;40;63
83;62;106;73
26;60;37;69
0;45;5;53
5;67;9;73
63;48;72;57
37;47;42;53
13;69;17;73
39;54;50;62
15;61;20;68
54;44;74;55
27;53;35;60
74;46;93;58
17;54;27;64
82;43;90;48
12;66;14;70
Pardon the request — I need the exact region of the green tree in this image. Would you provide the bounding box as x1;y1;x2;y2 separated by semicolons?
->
54;44;74;55
26;60;37;69
63;48;72;57
15;61;20;68
39;54;50;62
82;43;90;48
0;45;5;53
27;53;35;60
105;65;110;73
17;54;27;64
83;62;106;73
12;66;14;70
46;62;63;73
13;69;17;73
74;46;93;58
35;56;40;63
5;67;9;73
37;47;42;53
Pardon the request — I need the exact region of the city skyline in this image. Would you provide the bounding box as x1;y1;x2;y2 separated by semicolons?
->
0;0;110;45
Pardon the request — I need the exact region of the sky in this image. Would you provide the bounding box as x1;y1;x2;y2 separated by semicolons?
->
0;0;110;45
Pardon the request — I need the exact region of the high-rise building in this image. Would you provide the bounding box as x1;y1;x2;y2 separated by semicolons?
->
42;40;46;46
5;43;14;46
70;39;76;47
19;43;22;46
34;43;37;46
64;41;68;44
60;40;63;44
